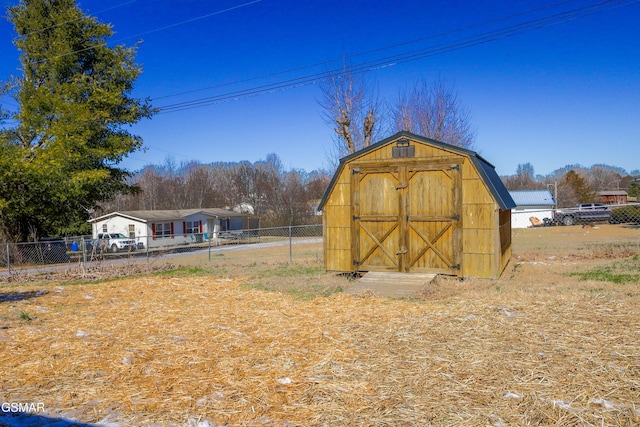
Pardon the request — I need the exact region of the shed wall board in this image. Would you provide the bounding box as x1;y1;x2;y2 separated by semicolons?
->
459;163;500;277
463;204;494;227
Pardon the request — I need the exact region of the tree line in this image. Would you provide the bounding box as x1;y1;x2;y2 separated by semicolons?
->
501;162;640;207
101;154;331;229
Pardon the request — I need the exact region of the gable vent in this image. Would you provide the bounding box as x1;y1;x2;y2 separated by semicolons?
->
392;137;415;158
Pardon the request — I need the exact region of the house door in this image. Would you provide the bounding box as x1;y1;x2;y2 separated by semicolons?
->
351;162;461;274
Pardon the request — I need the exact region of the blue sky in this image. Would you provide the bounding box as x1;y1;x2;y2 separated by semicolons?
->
1;0;639;176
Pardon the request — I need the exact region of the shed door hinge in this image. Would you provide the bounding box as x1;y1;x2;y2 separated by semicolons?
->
353;215;360;221
451;264;460;270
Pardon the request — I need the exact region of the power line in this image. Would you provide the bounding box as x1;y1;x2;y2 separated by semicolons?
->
153;0;579;101
157;0;638;113
113;0;262;43
157;0;633;112
18;1;263;65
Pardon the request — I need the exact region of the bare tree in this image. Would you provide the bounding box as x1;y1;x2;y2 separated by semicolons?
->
392;78;476;149
588;166;622;191
255;154;284;218
133;166;163;210
502;163;544;190
183;163;213;208
318;65;381;166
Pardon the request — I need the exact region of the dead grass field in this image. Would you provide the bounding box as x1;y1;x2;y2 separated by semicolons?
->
1;224;639;426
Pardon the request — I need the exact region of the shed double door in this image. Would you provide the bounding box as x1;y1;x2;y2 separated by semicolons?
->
351;162;461;274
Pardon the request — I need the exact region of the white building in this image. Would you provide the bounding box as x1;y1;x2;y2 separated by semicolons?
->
509;190;556;228
88;208;253;248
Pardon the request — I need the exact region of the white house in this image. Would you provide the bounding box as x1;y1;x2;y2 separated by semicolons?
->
88;208;254;248
509;190;556;228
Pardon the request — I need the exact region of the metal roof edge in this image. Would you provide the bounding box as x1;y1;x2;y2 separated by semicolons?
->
470;156;516;210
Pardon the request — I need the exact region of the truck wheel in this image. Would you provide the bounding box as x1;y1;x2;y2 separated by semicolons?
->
111;244;119;253
563;216;575;226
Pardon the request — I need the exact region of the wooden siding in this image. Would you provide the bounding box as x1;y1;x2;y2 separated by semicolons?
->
322;134;512;278
460;160;499;278
323;170;353;272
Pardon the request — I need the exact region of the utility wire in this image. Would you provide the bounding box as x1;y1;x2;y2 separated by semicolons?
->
116;0;262;41
154;0;580;101
21;1;263;64
158;0;637;113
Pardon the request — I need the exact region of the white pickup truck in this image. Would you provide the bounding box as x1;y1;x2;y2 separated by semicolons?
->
86;233;137;253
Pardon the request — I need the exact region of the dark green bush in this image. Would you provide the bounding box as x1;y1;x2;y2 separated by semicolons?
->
611;205;640;224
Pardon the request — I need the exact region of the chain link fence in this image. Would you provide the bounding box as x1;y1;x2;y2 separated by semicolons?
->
511;203;640;229
3;204;639;277
0;224;323;277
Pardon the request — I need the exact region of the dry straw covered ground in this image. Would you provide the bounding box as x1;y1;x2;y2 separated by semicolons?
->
1;224;639;426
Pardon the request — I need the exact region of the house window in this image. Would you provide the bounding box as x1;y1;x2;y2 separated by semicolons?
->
185;220;200;234
155;222;172;238
102;224;108;233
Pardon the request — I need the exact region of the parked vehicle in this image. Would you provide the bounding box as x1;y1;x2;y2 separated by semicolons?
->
218;230;243;240
37;238;71;264
553;203;612;226
86;233;137;253
18;238;71;265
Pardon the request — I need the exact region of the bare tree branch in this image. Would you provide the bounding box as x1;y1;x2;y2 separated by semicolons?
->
318;64;380;166
392;77;476;149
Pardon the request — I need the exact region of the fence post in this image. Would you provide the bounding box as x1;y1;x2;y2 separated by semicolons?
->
6;242;10;275
81;238;86;274
146;235;150;271
289;225;293;264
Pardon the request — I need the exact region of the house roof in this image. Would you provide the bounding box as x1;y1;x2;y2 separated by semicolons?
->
319;131;516;211
509;190;556;207
88;208;244;223
597;190;628;196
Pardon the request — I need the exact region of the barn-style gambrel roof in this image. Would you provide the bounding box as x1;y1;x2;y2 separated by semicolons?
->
319;131;515;211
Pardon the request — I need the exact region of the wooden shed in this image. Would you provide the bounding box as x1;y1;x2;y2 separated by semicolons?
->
318;131;516;279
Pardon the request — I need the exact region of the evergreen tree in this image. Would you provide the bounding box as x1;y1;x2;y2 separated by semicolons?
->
629;181;640;199
0;0;154;240
562;170;596;205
